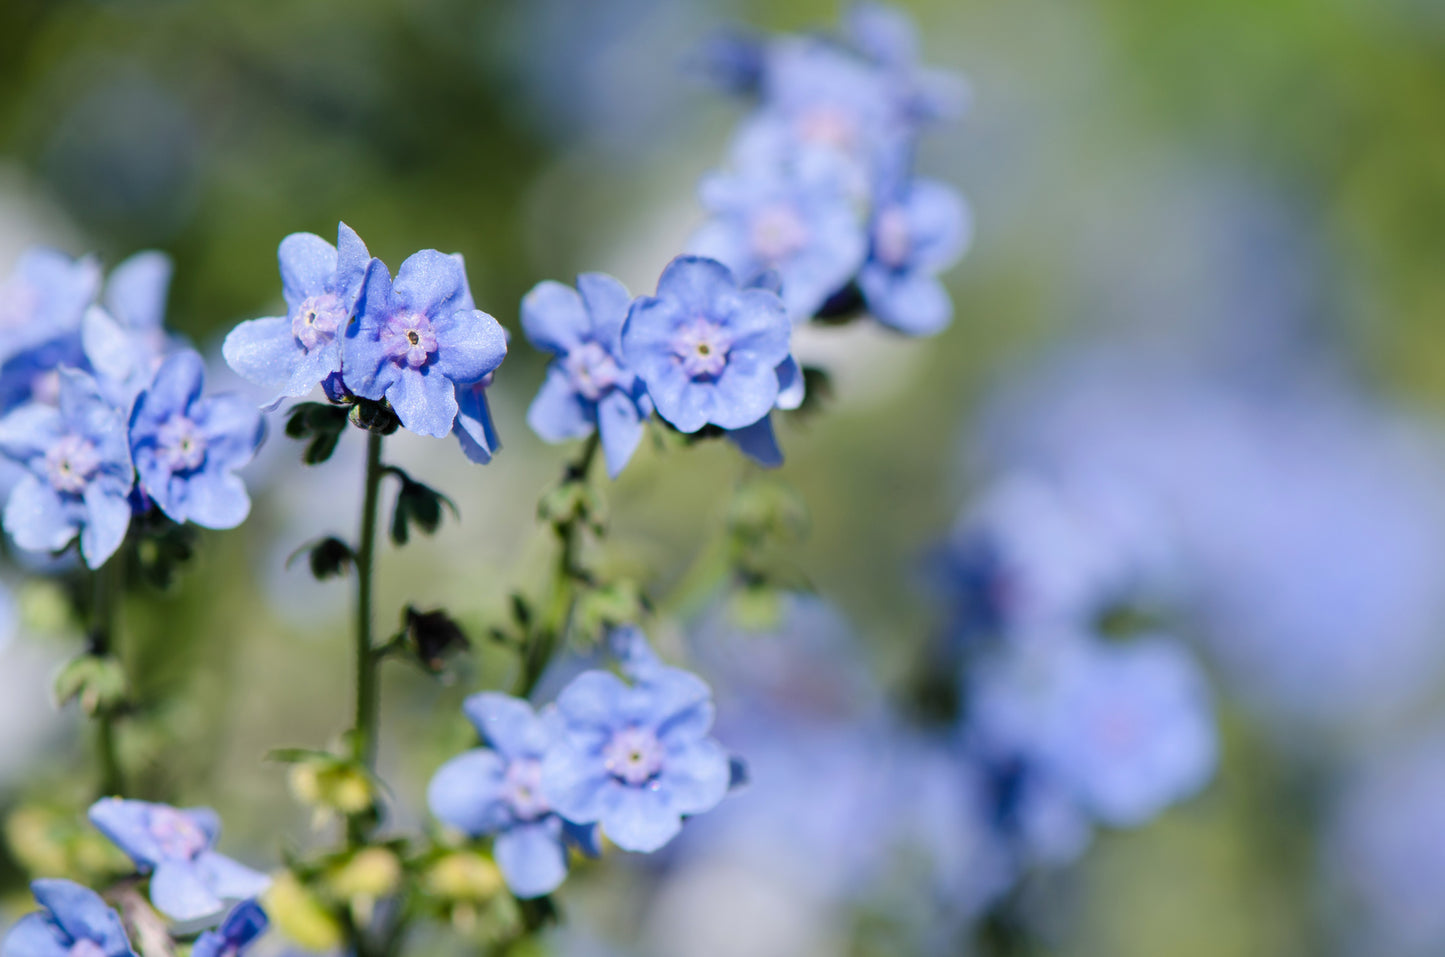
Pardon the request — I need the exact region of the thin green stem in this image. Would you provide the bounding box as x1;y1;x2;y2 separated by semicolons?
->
90;558;124;797
353;431;385;771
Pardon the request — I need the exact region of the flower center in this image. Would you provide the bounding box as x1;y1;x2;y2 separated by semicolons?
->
671;318;731;379
147;807;208;860
563;341;621;402
750;203;810;264
503;758;549;821
44;436;102;495
795;105;859;151
291;293;346;352
67;941;106;957
603;726;665;787
382;313;439;369
874;205;912;268
156;415;207;472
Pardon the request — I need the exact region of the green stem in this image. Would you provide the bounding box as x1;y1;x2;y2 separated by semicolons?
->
91;558;124;797
353;431;385;771
515;434;599;698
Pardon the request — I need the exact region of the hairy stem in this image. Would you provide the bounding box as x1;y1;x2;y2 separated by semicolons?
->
91;557;124;797
354;431;385;771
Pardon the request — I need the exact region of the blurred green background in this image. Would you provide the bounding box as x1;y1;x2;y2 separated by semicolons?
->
2;0;1445;955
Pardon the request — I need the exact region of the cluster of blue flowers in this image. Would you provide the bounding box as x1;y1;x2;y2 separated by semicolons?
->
428;626;736;899
691;2;971;333
1;799;268;957
223;223;508;460
0;249;264;568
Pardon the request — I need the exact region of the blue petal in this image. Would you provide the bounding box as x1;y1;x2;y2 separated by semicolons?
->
278;233;338;310
149;859;224;922
539;750;613;825
82;307;147;403
342;259;397;401
554;670;629;731
432;309;507;384
391;250;467;320
561;820;601;859
222;317;305;396
656;738;730;816
858;266;951;336
194;394;264;471
104;251;172;332
386;367;458;438
723;289;791;367
184;808;222;846
905;179;972;272
88;799;164;868
333;223;371;307
219;899;269;946
575;273;633;353
774;357;804;411
30;879;131;954
80;483;132;568
4;476;77;556
596;390;645;479
144;351;207;418
426;749;510;836
654;256;737;315
173;472;251;530
726;415;783;468
453;381;501;465
194;851;271;903
493;820;568;899
0;403;64;464
526;366;594;444
2;911;70;957
520;281;588;355
462;693;549;760
598;785;681;853
707;356;779;430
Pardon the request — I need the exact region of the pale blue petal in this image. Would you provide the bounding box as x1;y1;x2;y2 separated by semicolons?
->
149;859;224;922
278;233;337;309
88;798;164;868
463;693;549;759
554;670;629;731
104;251;172;332
333;222;371;306
194;394;264;470
386;367;457;438
30;879;130;954
654;256;736;314
391;250;467;320
859;267;952;336
4;476;77;555
174;472;251;530
774;357;804;410
726;416;783;468
80;483;132;567
493;820;568;899
222;317;303;395
596;390;644;479
194;851;271;903
539;749;613;825
0;404;64;463
575;273;632;353
707;356;779;430
433;309;507;384
526;367;594;444
427;749;510;836
658;738;731;816
2;911;69;957
521;281;588;355
598;786;681;853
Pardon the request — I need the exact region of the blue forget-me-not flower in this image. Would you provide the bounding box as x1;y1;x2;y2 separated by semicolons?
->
343;250;508;438
428;693;598;899
0;370;134;568
222;223;371;406
0;879;137;957
192;900;268;957
88;798;271;923
522;273;652;478
129;350;265;529
540;628;733;853
858;178;970;336
620;256;791;436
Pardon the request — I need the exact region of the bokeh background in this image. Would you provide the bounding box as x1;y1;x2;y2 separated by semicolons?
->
4;0;1445;955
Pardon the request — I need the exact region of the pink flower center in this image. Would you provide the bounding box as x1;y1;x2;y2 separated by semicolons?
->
563;342;621;402
603;726;665;786
671;319;731;379
291;293;346;352
382;313;439;369
749;203;809;264
44;435;101;495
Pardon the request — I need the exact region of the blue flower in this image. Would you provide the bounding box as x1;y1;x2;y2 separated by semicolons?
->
857;179;969;335
1;879;136;957
0;249;101;414
522;273;652;478
842;3;969;124
619;257;791;435
83;252;176;405
428;693;597;899
690;157;867;320
88;798;271;922
540;637;733;853
342;250;507;438
222;223;371;405
129;350;264;529
192;900;268;957
0;371;134;568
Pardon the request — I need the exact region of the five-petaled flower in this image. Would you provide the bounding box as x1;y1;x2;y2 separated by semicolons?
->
192;900;268;957
0;370;134;568
343;251;507;438
522;273;652;478
88;798;271;922
620;256;791;436
222;223;372;405
0;879;137;957
428;693;597;898
540;638;733;853
129;350;265;529
857;178;970;335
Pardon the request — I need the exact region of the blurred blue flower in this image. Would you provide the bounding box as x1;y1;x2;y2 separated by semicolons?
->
522;273;652;478
83;252;176;406
88;798;271;922
0;878;136;957
129;350;264;529
428;692;597;899
222;223;371;405
842;3;969;124
192;900;268;957
0;371;133;568
0;249;101;414
620;256;791;435
858;178;970;335
342;250;507;438
541;634;732;853
690;157;867;320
